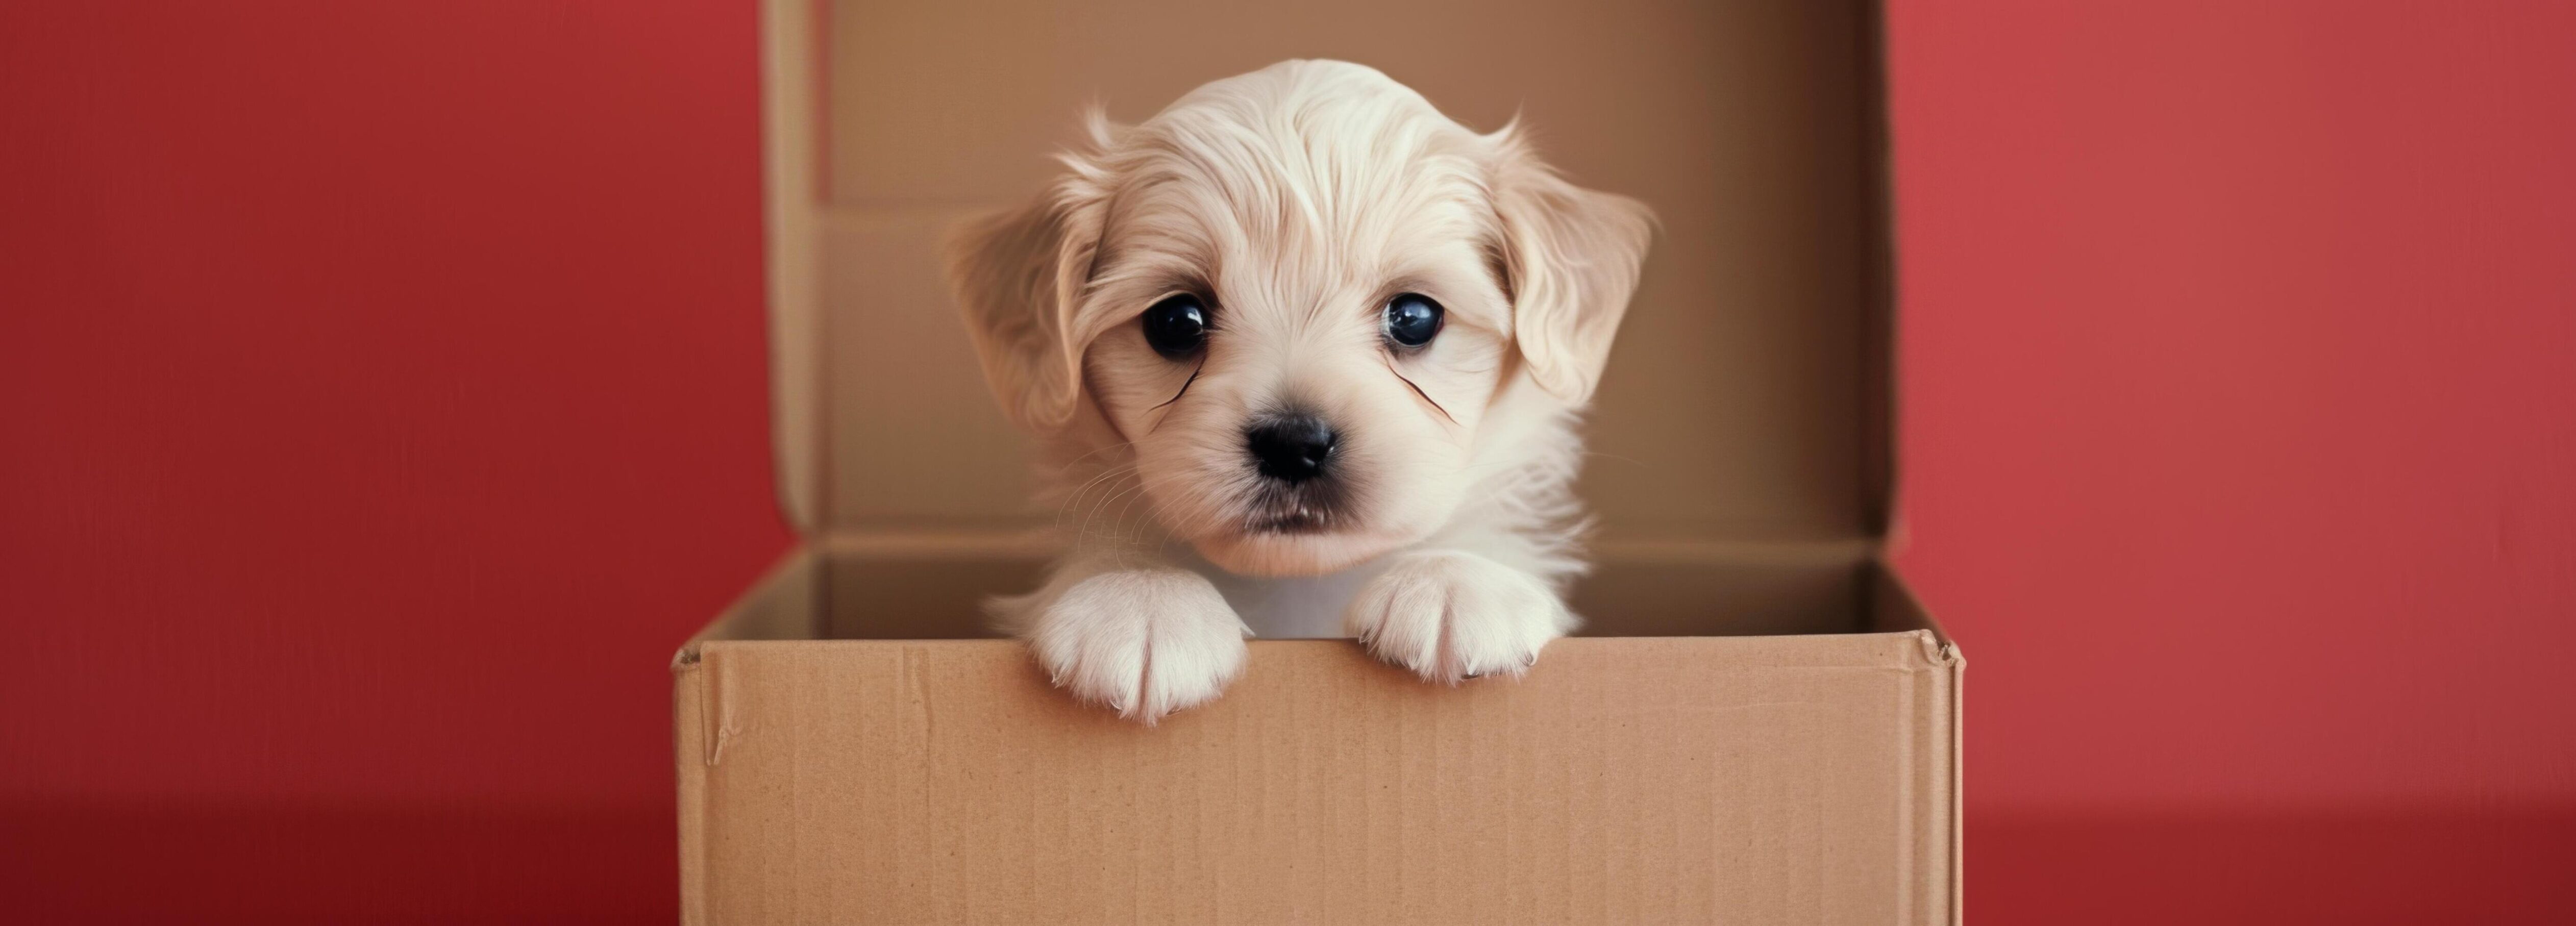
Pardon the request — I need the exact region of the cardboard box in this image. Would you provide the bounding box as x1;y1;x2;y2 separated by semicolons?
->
674;0;1960;921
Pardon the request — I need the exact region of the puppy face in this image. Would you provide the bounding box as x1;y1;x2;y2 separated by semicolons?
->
952;61;1650;578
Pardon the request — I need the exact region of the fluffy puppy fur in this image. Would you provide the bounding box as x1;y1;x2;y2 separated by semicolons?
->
948;60;1652;721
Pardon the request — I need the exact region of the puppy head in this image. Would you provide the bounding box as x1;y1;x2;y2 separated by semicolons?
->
951;60;1651;577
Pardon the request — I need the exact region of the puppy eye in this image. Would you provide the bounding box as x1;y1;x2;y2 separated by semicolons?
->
1141;293;1208;359
1383;293;1444;348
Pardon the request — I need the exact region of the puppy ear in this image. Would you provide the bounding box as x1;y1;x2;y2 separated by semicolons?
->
946;133;1116;432
1487;127;1655;404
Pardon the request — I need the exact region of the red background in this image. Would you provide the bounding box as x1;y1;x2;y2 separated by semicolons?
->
3;1;2570;921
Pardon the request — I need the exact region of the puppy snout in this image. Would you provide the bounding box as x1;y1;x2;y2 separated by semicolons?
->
1246;414;1337;484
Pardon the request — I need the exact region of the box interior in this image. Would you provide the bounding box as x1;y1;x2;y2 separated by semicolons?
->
764;0;1896;640
704;541;1939;644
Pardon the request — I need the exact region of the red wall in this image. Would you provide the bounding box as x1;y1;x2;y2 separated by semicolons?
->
1;0;786;807
1889;0;2576;810
4;1;2571;921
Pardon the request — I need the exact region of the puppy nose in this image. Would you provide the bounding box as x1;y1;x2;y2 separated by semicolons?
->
1247;415;1337;484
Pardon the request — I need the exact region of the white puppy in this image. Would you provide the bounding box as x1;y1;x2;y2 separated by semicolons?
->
948;60;1652;721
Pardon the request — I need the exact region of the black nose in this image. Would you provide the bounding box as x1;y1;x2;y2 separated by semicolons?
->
1246;415;1337;484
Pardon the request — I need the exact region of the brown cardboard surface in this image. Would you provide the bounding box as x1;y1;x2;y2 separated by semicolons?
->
677;627;1956;924
677;543;1960;923
691;0;1960;921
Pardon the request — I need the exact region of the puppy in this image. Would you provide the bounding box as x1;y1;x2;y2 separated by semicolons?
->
947;60;1652;721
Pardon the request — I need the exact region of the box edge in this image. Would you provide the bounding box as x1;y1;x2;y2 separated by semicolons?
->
673;652;710;926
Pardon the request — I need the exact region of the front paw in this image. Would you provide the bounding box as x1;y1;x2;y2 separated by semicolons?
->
1344;552;1576;683
1026;569;1249;722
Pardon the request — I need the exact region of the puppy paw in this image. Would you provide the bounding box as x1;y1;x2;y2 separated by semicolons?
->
1026;568;1250;722
1344;552;1576;683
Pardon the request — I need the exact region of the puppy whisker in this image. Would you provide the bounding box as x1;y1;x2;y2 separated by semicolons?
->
1077;475;1155;558
1057;472;1145;554
1108;478;1166;557
1384;361;1458;425
1053;462;1141;532
1149;361;1204;411
1145;360;1205;436
1047;440;1137;478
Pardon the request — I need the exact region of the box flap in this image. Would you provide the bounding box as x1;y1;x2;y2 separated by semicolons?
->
759;0;1898;548
759;0;827;533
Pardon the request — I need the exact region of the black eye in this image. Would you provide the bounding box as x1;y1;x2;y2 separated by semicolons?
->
1142;293;1208;359
1383;293;1444;348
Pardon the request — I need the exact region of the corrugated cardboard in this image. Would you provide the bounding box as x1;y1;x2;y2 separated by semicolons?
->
677;0;1960;921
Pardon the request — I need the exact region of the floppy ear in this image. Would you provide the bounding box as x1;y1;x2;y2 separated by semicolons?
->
946;164;1111;433
1488;129;1655;404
